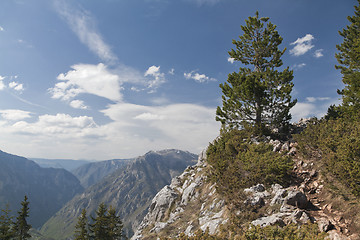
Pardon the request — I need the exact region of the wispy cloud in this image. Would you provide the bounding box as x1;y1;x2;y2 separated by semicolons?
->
0;76;5;90
54;0;118;64
290;34;314;56
292;63;306;70
0;26;4;31
185;0;222;6
184;71;216;83
314;49;324;58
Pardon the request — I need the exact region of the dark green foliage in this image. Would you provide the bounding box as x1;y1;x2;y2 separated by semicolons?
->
13;195;31;240
242;223;326;240
74;209;89;240
207;129;293;210
0;205;14;240
335;0;360;116
295;117;360;196
107;205;124;240
216;12;296;136
82;203;125;240
162;223;325;240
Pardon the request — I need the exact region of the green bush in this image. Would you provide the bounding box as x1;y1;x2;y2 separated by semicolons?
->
163;223;326;240
206;129;293;209
295;118;360;196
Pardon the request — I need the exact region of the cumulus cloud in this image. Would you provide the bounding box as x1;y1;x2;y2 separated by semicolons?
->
70;100;88;109
184;71;216;83
54;0;117;64
10;113;97;136
290;34;314;56
0;109;32;121
144;65;166;90
314;49;324;58
227;57;235;64
49;63;122;102
9;81;24;91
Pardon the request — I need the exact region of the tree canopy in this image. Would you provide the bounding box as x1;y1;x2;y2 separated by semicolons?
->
216;12;296;136
335;0;360;116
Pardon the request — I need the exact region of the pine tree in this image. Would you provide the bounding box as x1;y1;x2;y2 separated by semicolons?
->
216;12;296;136
107;205;124;240
89;203;110;240
13;195;31;240
0;204;14;240
74;209;89;240
335;0;360;116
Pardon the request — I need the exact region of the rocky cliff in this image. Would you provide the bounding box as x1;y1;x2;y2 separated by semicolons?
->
132;139;360;239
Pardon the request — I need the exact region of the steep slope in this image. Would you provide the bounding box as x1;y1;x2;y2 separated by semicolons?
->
40;149;197;239
30;158;90;171
72;158;133;188
0;150;84;228
133;138;360;239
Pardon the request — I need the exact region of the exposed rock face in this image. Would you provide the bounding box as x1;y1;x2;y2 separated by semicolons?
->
131;149;229;239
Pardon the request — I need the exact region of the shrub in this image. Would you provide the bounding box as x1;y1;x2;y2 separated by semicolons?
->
206;129;293;215
295;118;360;196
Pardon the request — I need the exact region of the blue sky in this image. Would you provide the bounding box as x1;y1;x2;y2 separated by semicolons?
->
0;0;356;160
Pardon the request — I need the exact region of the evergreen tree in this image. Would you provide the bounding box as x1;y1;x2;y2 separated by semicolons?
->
216;12;296;135
89;203;109;240
13;195;31;240
74;209;89;240
335;0;360;116
0;204;14;240
107;205;124;240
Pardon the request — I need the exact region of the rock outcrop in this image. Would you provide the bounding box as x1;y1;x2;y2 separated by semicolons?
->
131;149;229;239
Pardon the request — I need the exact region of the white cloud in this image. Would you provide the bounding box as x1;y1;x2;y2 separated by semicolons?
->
49;63;122;102
314;49;324;58
306;97;330;103
291;97;336;122
290;34;314;56
54;0;117;64
184;71;216;83
0;109;32;121
292;63;306;70
9;81;24;91
134;112;165;121
0;76;5;90
227;57;235;64
144;65;166;90
0;26;4;31
169;68;175;75
70;100;88;109
0;103;220;159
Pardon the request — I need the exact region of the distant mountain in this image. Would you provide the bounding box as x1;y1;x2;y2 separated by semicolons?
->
30;158;90;171
0;150;84;228
72;158;133;188
40;149;198;239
